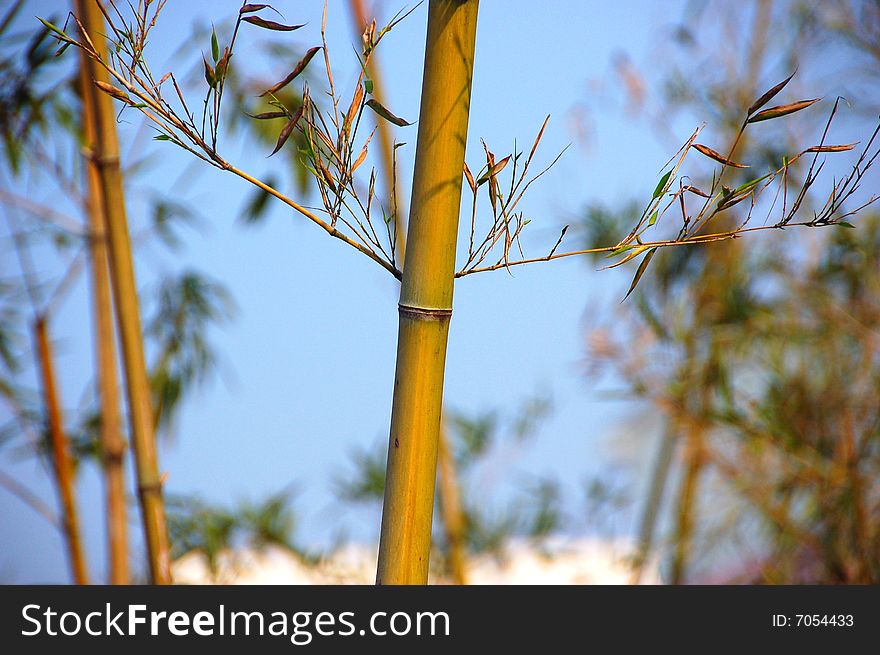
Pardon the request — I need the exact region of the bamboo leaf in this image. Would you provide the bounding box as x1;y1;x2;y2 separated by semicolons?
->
344;82;365;135
245;111;288;120
351;144;369;175
747;98;820;124
691;143;749;168
211;28;219;62
365;98;411;126
242;16;304;31
259;46;321;97
319;162;336;192
624;247;657;300
528;114;550;163
37;17;68;39
268;104;304;156
653;170;672;199
747;73;795;116
203;58;216;88
717;191;752;211
477;155;511;186
463;162;476;193
94;80;131;103
239;4;270;14
682;185;710;198
804;142;858;153
733;174;770;195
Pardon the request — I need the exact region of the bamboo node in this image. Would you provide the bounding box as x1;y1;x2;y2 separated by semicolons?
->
397;303;453;320
137;481;165;497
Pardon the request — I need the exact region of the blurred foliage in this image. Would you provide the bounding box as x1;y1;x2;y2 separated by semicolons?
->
581;0;880;583
167;489;300;576
147;270;235;433
337;392;560;567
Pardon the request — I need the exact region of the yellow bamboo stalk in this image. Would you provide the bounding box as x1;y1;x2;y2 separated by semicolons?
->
76;0;171;584
348;0;470;583
436;423;468;584
78;22;129;584
376;0;479;585
35;317;89;585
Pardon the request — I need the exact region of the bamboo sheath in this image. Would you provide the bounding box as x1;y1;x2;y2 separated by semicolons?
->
376;0;479;584
77;15;129;584
35;318;89;585
77;0;171;584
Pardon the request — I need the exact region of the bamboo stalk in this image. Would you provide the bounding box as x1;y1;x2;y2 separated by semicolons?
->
436;423;468;584
669;423;704;585
630;423;677;584
77;19;129;584
348;0;470;583
76;0;171;584
376;0;479;585
34;316;89;585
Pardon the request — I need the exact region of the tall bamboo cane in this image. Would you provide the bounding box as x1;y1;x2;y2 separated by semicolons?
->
35;316;89;584
376;0;479;585
76;0;171;584
349;0;471;584
78;23;129;584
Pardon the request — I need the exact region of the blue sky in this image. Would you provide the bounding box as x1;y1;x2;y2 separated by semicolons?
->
0;1;868;583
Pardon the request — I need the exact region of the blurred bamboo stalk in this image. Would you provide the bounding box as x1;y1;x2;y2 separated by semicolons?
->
77;19;129;584
437;423;468;584
376;0;479;584
630;423;676;584
347;0;406;266
76;0;171;584
669;423;704;584
34;316;89;585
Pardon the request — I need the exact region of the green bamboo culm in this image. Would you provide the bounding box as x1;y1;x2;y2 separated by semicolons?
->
376;0;479;585
76;0;172;584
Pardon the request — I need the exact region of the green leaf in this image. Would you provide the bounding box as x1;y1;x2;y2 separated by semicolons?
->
648;210;659;226
836;221;856;228
733;174;770;195
364;79;374;94
153;134;172;141
653;170;672;199
37;17;66;38
623;247;657;301
211;28;219;62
